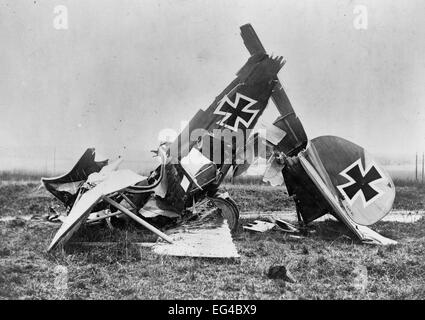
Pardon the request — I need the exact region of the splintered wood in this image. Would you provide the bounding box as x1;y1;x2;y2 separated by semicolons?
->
151;211;239;258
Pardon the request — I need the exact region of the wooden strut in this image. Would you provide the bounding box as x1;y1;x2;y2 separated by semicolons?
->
121;193;138;210
103;196;174;244
85;192;138;224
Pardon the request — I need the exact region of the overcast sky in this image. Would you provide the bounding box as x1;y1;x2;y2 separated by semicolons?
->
1;0;424;171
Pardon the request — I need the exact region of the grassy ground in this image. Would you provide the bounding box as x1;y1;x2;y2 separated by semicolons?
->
0;182;424;299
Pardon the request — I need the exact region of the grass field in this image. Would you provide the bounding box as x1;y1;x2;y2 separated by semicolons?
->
0;181;424;299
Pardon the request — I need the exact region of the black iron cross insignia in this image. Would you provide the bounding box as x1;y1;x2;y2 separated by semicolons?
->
214;93;259;131
337;159;384;207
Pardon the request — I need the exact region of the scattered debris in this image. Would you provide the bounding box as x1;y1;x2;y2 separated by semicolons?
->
266;265;296;283
274;218;299;233
243;217;301;235
243;210;424;225
243;220;275;233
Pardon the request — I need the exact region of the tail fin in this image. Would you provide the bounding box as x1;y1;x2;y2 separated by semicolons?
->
302;136;395;226
296;136;396;245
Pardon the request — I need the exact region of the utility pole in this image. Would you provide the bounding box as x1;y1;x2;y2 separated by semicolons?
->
422;152;424;184
415;152;418;182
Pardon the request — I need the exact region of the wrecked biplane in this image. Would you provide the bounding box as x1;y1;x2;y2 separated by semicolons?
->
234;24;396;245
42;46;286;257
42;24;397;260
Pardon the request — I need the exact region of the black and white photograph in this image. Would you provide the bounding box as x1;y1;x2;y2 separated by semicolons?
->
0;0;424;303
